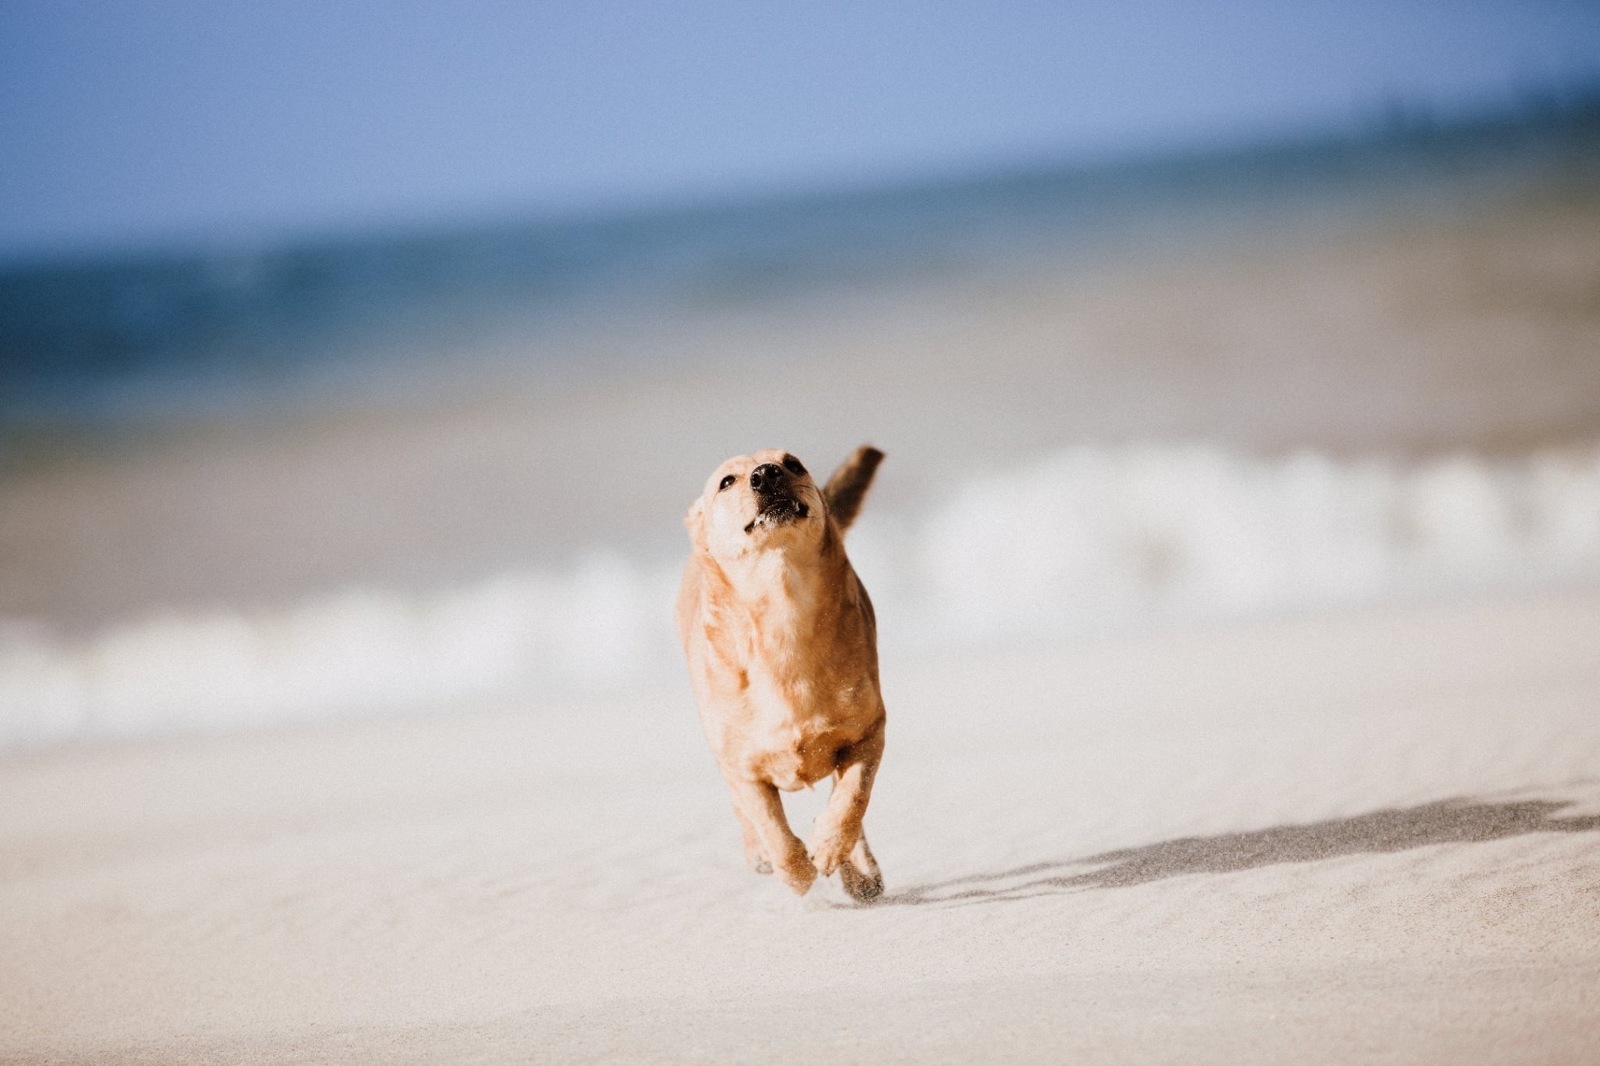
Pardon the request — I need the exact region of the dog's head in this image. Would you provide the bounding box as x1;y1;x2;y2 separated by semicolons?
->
685;449;827;561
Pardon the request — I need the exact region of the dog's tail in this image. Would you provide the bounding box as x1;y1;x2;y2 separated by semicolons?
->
823;445;884;533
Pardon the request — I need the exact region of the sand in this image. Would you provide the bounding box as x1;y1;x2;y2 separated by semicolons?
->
3;152;1599;1061
3;587;1598;1063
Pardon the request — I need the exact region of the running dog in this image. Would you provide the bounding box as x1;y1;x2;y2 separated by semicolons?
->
677;445;886;901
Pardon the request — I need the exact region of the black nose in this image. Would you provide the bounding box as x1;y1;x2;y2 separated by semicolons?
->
749;463;786;494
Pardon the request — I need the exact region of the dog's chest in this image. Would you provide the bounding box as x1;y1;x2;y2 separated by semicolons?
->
740;664;860;790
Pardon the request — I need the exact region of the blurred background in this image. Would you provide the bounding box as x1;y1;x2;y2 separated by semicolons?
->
2;0;1599;748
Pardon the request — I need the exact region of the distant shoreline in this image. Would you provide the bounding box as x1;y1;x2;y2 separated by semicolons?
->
3;100;1597;434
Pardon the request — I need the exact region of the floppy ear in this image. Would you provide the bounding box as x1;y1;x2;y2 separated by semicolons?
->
684;496;707;550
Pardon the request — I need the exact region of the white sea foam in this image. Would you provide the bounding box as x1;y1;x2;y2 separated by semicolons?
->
4;441;1599;750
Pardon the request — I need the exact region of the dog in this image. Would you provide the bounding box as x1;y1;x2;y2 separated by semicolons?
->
677;445;887;901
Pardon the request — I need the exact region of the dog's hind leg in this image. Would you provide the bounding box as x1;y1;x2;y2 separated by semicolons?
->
839;832;884;903
726;775;816;895
731;803;773;875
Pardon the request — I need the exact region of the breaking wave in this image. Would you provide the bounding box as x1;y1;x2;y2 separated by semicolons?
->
5;441;1599;750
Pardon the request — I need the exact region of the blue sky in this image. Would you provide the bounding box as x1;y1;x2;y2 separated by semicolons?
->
3;0;1598;258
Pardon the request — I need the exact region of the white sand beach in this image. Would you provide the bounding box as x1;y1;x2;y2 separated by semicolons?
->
3;587;1599;1063
3;147;1600;1062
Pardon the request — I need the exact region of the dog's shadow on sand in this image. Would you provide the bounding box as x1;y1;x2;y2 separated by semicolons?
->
875;796;1600;908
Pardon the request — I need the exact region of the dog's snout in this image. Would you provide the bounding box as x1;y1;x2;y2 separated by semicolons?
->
749;463;786;494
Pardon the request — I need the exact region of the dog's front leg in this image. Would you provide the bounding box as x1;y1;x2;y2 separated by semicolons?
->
808;720;885;899
725;775;816;895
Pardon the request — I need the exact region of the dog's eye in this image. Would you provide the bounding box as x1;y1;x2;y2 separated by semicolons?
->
718;474;737;491
782;456;806;476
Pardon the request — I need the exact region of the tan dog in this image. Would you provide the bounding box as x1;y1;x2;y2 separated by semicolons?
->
677;445;887;901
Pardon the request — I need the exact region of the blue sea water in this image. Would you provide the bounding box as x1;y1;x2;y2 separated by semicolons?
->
4;105;1600;748
4;105;1597;433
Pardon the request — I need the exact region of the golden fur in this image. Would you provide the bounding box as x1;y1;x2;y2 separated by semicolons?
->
677;445;887;900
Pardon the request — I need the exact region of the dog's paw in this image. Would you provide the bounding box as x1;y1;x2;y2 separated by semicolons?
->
777;856;818;896
807;829;853;878
742;840;773;875
839;858;884;903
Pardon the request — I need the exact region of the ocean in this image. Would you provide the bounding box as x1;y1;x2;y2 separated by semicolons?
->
2;105;1599;749
4;105;1597;434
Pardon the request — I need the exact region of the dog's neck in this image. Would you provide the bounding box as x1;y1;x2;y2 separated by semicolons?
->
709;522;849;640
